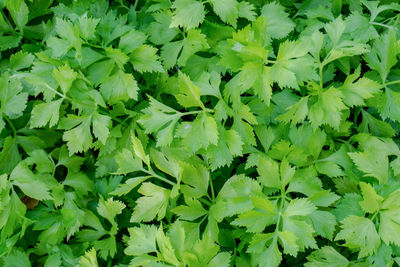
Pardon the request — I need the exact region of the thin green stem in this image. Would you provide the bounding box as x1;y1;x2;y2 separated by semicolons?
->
143;168;176;186
385;80;400;86
182;109;214;116
209;177;215;201
198;197;213;206
3;115;17;137
319;64;324;88
0;10;18;34
273;192;286;241
371;212;379;222
133;0;139;10
84;42;104;49
371;21;393;29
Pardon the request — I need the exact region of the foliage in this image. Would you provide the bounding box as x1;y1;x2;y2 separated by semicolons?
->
0;0;400;266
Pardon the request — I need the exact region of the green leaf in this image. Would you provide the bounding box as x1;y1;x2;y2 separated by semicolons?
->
261;3;294;39
364;30;399;83
333;193;364;222
305;246;349;267
125;224;157;256
175;71;203;108
110;176;149;196
52;64;77;94
181;113;219;153
360;110;395;137
30;99;63;128
115;148;143;174
129;45;163;73
3;248;31;267
282;218;317;250
63;171;94;196
10;162;52;200
277;96;309;126
284;198;316;217
9;51;35;71
335;215;380;258
278;231;299;257
217;174;263;218
78;16;100;41
5;0;29;32
119;29;147;53
308;210;336;240
309;87;347;130
379;190;400;247
179;162;209;198
359;182;383;214
0;137;21;174
210;0;239;27
339;67;381;107
147;12;179;45
92;113;111;145
271;40;316;89
260;240;282;267
97;197;125;224
130;183;170;222
62;117;93;154
77;248;98;267
0;76;28;117
170;0;205;30
100;69;139;104
348;151;388;184
172;198;207;220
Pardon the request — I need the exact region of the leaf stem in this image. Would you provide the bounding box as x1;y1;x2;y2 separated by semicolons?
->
273;192;286;241
143;168;176;186
199;197;213;206
371;21;393;29
182;109;214;116
133;0;139;10
3;115;17;137
319;64;324;88
209;177;215;201
84;42;104;49
385;80;400;86
371;211;379;222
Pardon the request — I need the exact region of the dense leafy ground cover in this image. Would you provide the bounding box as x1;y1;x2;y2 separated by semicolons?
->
1;0;400;266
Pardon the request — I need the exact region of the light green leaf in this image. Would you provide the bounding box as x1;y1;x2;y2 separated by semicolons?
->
335;215;380;258
30;99;63;128
130;183;170;222
210;0;238;27
359;182;383;214
284;198;316;217
52;64;77;94
97;197;126;224
10;51;34;71
339;67;381;107
92;113;111;145
170;0;205;30
309;87;347;130
110;176;150;196
100;69;139;104
10;162;52;200
77;248;98;267
5;0;29;32
261;2;294;39
172;198;207;220
278;231;299;257
129;45;163;73
62;117;93;154
305;246;349;267
125;224;158;256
